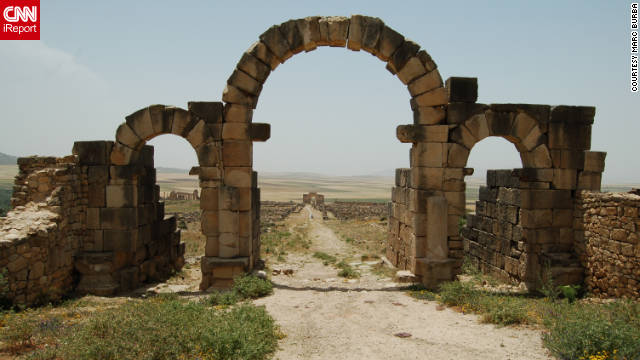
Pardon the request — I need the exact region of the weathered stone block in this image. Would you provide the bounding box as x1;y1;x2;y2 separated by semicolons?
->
115;123;143;150
201;211;219;236
247;41;280;71
583;151;606;172
188;101;224;124
250;123;270;142
552;168;577;190
185;120;212;149
170;108;194;137
411;87;448;108
106;185;136;208
387;40;420;74
413;106;445;125
296;17;321;52
446;143;470;167
259;25;292;61
450;124;478;150
464;113;489;142
222;85;258;109
279;19;305;55
224;104;253;124
73;141;113;166
445;77;477;103
548;122;591;150
410;142;446;167
397;125;448;143
222;141;252;167
196;142;221;167
408;71;443;97
411;167;444;190
319;16;349;47
236;52;271;83
486;110;514;136
549;105;595;125
397;57;426;85
524;144;552;168
100;208;138;230
519;209;552;228
103;230;137;252
577;171;602;191
224;167;252;188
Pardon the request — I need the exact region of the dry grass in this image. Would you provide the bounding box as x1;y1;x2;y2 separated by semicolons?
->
324;219;388;256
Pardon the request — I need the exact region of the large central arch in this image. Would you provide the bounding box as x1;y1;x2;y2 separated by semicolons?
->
208;15;451;290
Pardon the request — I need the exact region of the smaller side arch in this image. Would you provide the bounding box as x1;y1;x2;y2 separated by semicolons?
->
111;104;223;167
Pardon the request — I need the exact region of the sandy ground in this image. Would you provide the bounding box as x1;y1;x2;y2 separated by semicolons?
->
255;205;553;360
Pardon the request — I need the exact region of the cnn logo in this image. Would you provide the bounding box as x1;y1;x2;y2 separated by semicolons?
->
0;1;40;40
3;6;37;22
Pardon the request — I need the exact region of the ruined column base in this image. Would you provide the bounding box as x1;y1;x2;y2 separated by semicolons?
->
76;274;119;296
414;257;457;289
199;256;251;291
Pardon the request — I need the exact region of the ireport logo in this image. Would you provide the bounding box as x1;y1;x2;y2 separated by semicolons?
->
0;0;40;40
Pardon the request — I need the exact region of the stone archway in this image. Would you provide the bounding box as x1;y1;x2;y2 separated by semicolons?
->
207;15;450;290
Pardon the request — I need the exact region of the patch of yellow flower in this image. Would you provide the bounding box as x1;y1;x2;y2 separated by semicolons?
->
580;349;621;360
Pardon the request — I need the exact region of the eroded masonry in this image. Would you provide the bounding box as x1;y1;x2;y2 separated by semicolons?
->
1;15;638;305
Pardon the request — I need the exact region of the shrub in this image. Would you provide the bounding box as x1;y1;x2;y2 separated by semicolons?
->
233;275;273;299
542;301;640;360
27;298;279;360
336;261;359;279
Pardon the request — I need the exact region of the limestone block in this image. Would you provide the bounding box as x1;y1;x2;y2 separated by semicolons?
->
408;71;443;97
100;208;138;230
426;196;448;260
222;123;250;141
445;191;465;215
201;210;219;236
188;101;224;124
486;110;514;137
279;19;305;55
346;14;366;51
411;167;444;190
450;124;478;150
413;106;445;125
445;77;477;103
250;123;271;142
222;141;252;167
577;171;602;191
548;122;591;150
205;235;219;257
170;108;194;137
222;84;258;109
109;165;143;184
259;25;292;61
106;184;136;208
247;41;280;70
464;113;489;142
410;142;445;167
520;189;572;209
552;169;577;190
416;50;437;72
520;209;552;228
397;57;427;85
513;168;553;182
550;150;585;169
411;87;449;108
396;125;448;143
446;143;470;167
237;53;271;83
446;103;487;125
148;104;169;136
524;144;552;168
296;17;321;52
73;141;113;166
360;16;384;54
224;104;253;123
387;40;420;74
225;167;252;188
220;186;252;211
376;25;404;61
185;120;212;149
219;210;239;233
196;142;221;167
199;166;222;181
238;211;252;237
103;229;136;252
115;123;143;150
207;124;222;140
219;233;240;258
511;112;537;143
443;168;465;192
321;16;349;47
549;105;595;125
584;151;606;172
200;188;219;211
552;209;573;227
87;207;100;229
228;69;263;96
125;107;156;141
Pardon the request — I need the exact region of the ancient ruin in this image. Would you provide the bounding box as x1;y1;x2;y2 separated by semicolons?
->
0;15;638;305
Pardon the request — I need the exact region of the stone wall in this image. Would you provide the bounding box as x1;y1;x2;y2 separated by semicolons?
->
325;201;388;220
575;191;640;298
1;156;86;304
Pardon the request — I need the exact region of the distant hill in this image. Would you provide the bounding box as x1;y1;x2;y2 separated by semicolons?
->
0;152;17;165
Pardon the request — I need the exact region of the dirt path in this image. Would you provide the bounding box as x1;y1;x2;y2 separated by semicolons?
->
255;205;553;360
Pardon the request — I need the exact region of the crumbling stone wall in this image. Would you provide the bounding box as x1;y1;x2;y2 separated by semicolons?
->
260;201;303;224
463;170;583;287
575;191;640;298
1;156;86;305
325;201;388;220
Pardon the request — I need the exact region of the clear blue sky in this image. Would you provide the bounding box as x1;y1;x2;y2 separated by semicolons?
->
0;1;636;182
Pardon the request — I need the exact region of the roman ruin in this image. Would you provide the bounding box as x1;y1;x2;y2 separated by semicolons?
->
0;15;638;305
